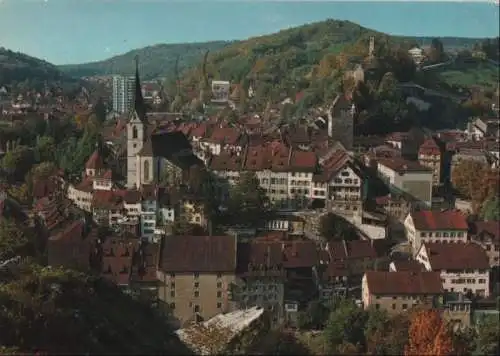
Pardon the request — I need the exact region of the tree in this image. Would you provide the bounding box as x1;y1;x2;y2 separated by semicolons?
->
324;299;367;353
429;38;445;63
452;160;498;212
319;212;357;241
34;136;56;163
480;196;500;221
0;146;35;182
0;264;190;355
377;72;397;95
93;97;107;124
474;315;500;355
0;217;32;260
405;309;454;356
297;300;330;330
227;172;268;226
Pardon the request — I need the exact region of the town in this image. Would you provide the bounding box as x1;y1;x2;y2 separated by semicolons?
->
0;17;499;356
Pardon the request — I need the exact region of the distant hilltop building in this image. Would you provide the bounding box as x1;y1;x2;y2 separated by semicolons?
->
211;80;230;103
408;47;425;66
112;75;135;114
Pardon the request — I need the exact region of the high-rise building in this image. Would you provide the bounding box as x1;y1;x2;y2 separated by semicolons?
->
112;75;135;114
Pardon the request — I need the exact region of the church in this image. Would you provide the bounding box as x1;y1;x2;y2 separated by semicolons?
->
126;58;202;189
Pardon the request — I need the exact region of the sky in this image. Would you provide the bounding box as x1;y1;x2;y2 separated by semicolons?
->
0;0;498;65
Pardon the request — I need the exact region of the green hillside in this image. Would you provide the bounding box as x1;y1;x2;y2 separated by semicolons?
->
0;47;79;90
58;21;485;84
179;20;488;92
59;41;230;80
436;59;499;90
0;263;190;355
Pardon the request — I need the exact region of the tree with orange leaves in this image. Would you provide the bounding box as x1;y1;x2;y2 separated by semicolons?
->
452;160;499;212
405;309;454;356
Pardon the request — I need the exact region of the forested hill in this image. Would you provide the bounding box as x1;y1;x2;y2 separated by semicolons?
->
58;19;486;83
59;41;230;80
180;19;485;86
0;263;191;355
0;47;79;91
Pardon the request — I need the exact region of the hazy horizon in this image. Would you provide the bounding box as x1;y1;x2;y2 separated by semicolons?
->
0;0;498;65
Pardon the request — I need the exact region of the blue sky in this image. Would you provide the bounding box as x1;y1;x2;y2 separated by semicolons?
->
0;0;498;65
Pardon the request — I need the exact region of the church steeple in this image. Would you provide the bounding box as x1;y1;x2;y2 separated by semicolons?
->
134;55;146;120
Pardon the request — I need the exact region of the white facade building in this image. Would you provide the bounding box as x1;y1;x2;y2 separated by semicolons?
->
112;75;135;114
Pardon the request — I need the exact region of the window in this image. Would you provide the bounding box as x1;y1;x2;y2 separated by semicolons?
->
402;304;408;310
194;272;199;279
194;282;199;288
194;305;200;313
217;282;222;288
392;304;396;310
132;125;138;139
375;304;380;310
170;273;175;278
194;291;199;298
217;291;222;298
170;291;175;298
169;303;175;310
217;302;222;309
217;272;222;279
170;282;175;289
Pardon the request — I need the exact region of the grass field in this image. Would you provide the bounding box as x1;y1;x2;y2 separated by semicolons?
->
434;59;499;90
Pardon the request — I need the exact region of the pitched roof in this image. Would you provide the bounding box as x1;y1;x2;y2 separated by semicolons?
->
419;138;441;155
470;221;500;243
365;271;443;295
209;151;244;171
422;242;490;270
92;190;124;210
236;241;284;275
391;259;426;272
410;210;468;231
282;240;319;268
378;157;432;174
85;150;105;170
289;150;317;172
159;235;237;273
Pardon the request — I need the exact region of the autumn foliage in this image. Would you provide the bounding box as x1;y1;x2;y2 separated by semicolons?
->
451;159;499;212
405;309;454;356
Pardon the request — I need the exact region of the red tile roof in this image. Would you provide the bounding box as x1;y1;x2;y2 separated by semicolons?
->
206;127;241;145
365;271;443;295
75;177;94;193
391;259;425;272
313;150;350;182
422;242;490;270
159;235;237;273
378;157;432;174
244;142;291;171
85;150;105;170
92;190;124;210
189;123;210;139
289;150;317;172
419;138;441;155
282;240;319;269
236;241;284;275
209;151;244;171
410;210;468;231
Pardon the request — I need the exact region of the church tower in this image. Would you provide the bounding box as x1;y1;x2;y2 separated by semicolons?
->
368;36;375;60
126;56;148;188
